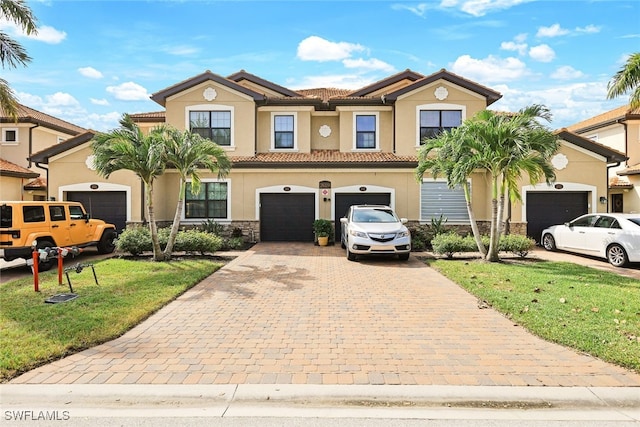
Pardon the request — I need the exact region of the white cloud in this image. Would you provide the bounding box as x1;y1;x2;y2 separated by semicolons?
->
27;25;66;44
576;24;600;34
450;54;528;83
164;45;199;56
550;65;584;80
529;44;555;62
500;40;528;56
106;82;150;101
297;36;365;62
90;98;110;106
0;19;67;44
391;3;429;17
536;23;569;38
78;67;104;79
447;0;532;17
342;58;396;73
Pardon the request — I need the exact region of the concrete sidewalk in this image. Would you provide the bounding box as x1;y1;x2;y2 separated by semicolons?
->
10;243;640;387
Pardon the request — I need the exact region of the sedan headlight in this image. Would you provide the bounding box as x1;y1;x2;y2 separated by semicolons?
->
396;230;410;238
349;229;368;238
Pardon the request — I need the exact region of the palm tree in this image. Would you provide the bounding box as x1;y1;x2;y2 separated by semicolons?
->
417;105;559;262
91;114;168;261
607;52;640;109
416;126;487;257
160;127;232;259
0;0;38;120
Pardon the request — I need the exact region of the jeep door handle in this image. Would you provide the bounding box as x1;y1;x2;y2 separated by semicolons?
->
52;225;59;228
70;224;76;227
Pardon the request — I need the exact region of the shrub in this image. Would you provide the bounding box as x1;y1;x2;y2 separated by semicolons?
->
115;226;152;256
174;229;223;255
116;227;222;256
198;219;225;235
499;234;536;258
231;227;244;238
431;232;467;259
223;236;245;250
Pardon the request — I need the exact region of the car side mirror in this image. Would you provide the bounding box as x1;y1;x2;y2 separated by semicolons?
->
340;218;348;224
565;222;571;227
83;213;90;222
400;218;408;224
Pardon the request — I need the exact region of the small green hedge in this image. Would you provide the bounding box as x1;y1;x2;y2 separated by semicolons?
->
431;232;535;259
116;226;223;256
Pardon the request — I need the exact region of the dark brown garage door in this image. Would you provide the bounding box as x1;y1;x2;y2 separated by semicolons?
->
334;193;391;242
526;192;588;243
260;193;315;241
67;191;127;232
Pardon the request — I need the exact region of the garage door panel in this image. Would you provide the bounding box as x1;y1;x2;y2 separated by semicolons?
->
334;193;391;242
526;192;588;244
260;194;315;242
67;191;127;232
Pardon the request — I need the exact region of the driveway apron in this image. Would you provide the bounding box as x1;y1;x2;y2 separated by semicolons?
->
11;242;640;386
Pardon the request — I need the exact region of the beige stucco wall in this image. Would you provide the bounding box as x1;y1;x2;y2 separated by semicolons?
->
310;114;340;150
336;106;393;153
510;141;610;223
256;107;313;153
393;81;488;157
163;81;256;157
1;124;75;172
45;144;143;223
1;176;28;200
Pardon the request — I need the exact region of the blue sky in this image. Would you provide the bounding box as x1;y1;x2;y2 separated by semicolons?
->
4;0;639;131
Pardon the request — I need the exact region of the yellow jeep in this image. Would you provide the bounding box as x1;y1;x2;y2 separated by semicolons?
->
0;201;117;270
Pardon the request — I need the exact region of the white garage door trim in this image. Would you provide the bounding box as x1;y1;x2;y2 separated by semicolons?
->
522;182;597;222
59;182;131;223
331;185;395;220
255;185;319;220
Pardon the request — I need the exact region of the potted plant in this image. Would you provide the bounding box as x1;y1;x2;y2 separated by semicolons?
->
313;219;333;246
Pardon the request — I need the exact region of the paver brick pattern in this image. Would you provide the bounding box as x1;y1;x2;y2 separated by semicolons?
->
11;243;640;386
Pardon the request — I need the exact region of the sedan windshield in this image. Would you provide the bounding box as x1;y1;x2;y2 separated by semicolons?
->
352;209;398;223
628;218;640;227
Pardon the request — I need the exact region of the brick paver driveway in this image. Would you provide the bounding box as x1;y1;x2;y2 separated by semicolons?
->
12;243;640;386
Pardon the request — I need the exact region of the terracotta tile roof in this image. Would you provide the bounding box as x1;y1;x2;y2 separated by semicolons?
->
129;111;167;122
0;103;86;135
609;176;633;188
618;162;640;176
232;150;418;167
566;105;640;133
297;88;356;102
24;177;47;190
0;158;39;178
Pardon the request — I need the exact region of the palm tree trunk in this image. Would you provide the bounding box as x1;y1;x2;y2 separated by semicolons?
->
163;178;186;259
145;181;164;261
487;177;501;262
463;183;487;257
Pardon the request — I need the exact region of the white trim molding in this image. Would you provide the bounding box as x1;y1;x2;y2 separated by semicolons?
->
522;182;598;222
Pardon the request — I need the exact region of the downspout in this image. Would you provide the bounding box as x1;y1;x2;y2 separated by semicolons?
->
28;123;40;168
34;162;49;200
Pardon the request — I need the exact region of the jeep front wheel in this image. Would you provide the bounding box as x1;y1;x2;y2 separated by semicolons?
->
97;229;117;254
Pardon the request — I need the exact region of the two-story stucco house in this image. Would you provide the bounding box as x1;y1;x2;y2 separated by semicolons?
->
0;103;86;201
29;68;625;242
566;105;640;214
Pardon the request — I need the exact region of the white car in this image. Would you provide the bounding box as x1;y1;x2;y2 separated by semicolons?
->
340;205;411;261
541;213;640;267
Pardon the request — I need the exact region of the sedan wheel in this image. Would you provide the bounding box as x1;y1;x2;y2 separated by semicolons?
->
607;244;628;267
542;233;556;251
346;247;356;261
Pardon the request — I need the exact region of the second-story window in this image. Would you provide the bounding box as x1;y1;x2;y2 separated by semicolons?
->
2;128;18;145
419;110;462;141
274;115;294;149
190;111;231;146
355;114;377;149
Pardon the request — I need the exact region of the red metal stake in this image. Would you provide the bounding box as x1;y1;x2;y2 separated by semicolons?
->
32;248;39;292
58;248;63;285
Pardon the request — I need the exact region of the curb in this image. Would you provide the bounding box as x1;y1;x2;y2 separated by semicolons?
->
2;384;639;420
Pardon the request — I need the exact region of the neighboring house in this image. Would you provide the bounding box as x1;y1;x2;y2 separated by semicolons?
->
566;105;640;214
0;103;86;201
29;68;626;243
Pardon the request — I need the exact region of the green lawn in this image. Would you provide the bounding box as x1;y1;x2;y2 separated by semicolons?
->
0;258;221;382
426;258;640;373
